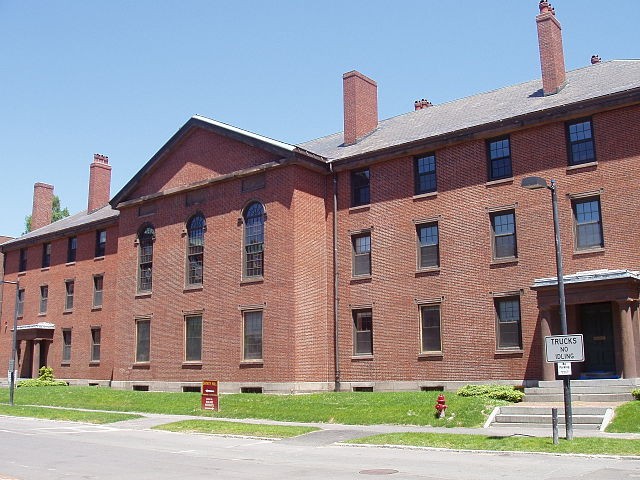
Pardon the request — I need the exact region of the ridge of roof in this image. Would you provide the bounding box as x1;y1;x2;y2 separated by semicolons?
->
298;60;640;162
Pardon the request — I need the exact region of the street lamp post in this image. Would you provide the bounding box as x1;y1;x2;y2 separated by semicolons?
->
1;279;19;406
521;176;574;440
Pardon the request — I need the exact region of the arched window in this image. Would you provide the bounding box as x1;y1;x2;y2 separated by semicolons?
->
186;214;205;286
138;225;155;292
243;202;264;278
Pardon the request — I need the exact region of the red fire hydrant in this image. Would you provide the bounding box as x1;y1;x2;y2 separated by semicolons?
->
435;394;447;418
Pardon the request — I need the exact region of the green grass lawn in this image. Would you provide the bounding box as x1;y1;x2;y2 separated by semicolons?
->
153;420;318;438
0;387;504;427
0;404;141;424
347;432;640;456
606;401;640;433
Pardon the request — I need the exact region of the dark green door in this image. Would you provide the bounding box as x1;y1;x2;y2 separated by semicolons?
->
580;302;616;373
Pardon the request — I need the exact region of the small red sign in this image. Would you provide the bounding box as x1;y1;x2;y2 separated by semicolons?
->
201;380;219;411
201;394;219;411
202;380;218;395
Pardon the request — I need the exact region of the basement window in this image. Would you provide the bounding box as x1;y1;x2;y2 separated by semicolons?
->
241;387;263;394
132;385;149;392
353;386;374;392
182;386;201;393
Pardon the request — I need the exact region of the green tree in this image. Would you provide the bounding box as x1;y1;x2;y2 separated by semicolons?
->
24;195;70;233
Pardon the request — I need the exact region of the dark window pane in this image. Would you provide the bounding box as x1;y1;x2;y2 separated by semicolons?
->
353;310;373;355
567;120;595;165
574;198;603;249
351;169;370;207
243;311;263;360
91;328;101;362
417;223;439;268
138;226;154;291
136;320;150;362
496;298;522;349
185;315;202;362
415;154;437;194
187;215;205;285
352;234;371;276
244;203;264;278
67;237;77;263
488;137;512;180
62;330;72;362
421;305;442;352
492;211;517;258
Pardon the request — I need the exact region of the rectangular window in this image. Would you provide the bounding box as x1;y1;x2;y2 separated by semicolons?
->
19;248;27;272
487;136;512;181
353;309;373;356
17;288;24;317
414;153;437;195
42;243;51;268
567;119;595;165
243;310;263;361
185;315;203;362
352;232;371;277
416;222;439;269
135;319;150;363
62;329;72;362
39;285;48;314
420;305;442;353
93;275;104;308
95;229;107;258
65;280;74;311
491;210;517;259
351;168;370;207
91;327;101;362
67;237;77;263
573;197;603;250
495;297;522;350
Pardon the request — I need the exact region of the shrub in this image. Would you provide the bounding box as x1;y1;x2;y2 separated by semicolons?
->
456;384;524;403
18;366;68;388
632;388;640;401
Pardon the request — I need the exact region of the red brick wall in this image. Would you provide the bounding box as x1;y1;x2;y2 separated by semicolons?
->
129;128;282;199
0;222;118;382
335;104;640;384
113;135;330;387
88;155;112;213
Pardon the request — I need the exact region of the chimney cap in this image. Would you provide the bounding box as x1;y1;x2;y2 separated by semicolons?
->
591;54;602;64
93;153;109;164
538;1;555;15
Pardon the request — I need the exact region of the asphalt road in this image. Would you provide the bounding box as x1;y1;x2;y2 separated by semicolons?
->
0;415;639;480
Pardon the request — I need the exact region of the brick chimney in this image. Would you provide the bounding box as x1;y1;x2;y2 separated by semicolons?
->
343;71;378;146
31;183;54;231
536;1;566;95
88;153;112;213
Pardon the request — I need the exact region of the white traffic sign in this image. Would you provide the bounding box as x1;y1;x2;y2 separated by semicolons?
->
545;334;584;363
557;362;572;376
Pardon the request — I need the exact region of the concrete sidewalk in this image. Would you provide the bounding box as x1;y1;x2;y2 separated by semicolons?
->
107;410;640;445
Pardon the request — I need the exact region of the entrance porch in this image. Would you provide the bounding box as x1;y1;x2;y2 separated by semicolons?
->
532;269;640;381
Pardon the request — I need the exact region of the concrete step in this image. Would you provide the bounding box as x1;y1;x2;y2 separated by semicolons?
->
523;392;633;403
526;385;633;394
499;406;608;415
495;414;604;425
490;422;601;430
537;379;639;388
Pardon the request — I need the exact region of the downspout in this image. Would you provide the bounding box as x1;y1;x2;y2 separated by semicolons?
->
330;163;340;392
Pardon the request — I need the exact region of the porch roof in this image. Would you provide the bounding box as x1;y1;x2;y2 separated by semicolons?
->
532;269;640;289
16;322;55;331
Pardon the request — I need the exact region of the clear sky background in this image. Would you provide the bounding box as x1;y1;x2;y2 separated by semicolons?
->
1;1;638;238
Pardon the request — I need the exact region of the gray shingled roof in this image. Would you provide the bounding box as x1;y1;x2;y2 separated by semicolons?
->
1;205;118;249
299;60;640;161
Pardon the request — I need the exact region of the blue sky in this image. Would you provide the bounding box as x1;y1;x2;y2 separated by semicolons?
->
1;1;638;238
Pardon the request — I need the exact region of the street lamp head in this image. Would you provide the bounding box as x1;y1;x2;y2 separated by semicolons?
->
521;176;549;190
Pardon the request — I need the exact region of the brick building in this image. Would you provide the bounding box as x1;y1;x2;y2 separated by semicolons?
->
1;3;640;392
